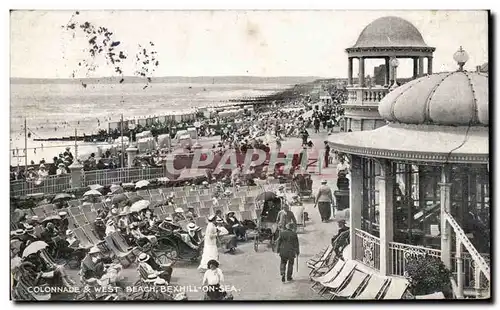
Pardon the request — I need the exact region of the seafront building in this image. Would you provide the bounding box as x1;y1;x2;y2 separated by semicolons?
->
343;16;435;131
330;34;490;298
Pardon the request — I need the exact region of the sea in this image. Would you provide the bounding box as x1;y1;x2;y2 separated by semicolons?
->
10;81;289;165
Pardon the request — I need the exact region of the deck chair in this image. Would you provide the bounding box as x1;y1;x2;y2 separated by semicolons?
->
415;292;445;299
195;216;208;230
186;195;199;203
352;275;390;300
69;206;81;217
228;204;240;212
218;198;230;206
198;207;211;218
235;191;246;198
81;204;93;215
153;207;164;217
85;211;98;223
137;190;150;198
382;277;409;300
177;220;189;230
73;227;93;248
150;193;164;204
316;260;357;295
67;217;78;230
110;231;135;253
125;192;138;199
74;214;89;227
41;204;56;216
173;197;186;205
199;195;211;202
82;224;103;245
149;188;161;196
104;235;135;267
328;270;369;299
239;210;252;221
231;198;243;206
162;205;175;215
32;207;46;219
175;191;186;198
201;200;214;208
310;248;338;277
173;187;183;192
311;259;346;291
190;201;201;209
212;206;224;216
307;245;334;270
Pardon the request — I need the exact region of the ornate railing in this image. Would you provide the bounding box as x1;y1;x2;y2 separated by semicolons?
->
82;166;166;186
346;86;389;105
10;174;72;197
389;241;442;277
354;229;380;270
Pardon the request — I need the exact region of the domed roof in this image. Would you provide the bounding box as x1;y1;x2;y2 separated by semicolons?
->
352;16;429;48
378;71;488;126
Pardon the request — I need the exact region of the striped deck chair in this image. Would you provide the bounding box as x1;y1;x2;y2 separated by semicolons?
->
110;231;135;253
352;275;390;300
74;214;89;227
310;248;340;277
245;196;256;203
328;269;370;299
198;207;211;218
69;206;81;217
32;207;46;219
231;197;243;205
82;224;102;245
153;207;164;218
381;277;409;300
67;200;81;208
317;261;358;297
311;259;346;291
158;213;170;221
41;204;56;216
73;227;93;248
104;235;135;267
177;203;188;212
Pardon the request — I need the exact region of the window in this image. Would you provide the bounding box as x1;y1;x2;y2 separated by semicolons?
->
361;158;380;236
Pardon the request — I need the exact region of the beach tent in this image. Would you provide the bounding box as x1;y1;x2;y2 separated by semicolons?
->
187;127;198;140
136;131;153;139
137;137;155;153
178;134;192;149
175;130;188;142
157;134;171;149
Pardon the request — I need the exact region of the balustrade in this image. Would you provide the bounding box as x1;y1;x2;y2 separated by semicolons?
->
354;228;381;270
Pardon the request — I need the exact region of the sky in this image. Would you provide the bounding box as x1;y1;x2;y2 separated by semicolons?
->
10;10;488;79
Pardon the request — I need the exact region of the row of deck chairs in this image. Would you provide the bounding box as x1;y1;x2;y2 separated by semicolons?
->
308;245;410;300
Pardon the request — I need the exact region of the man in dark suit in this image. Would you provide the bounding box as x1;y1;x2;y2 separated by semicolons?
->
276;222;300;283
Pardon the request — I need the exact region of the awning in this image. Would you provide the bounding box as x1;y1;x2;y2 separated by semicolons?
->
328;123;488;164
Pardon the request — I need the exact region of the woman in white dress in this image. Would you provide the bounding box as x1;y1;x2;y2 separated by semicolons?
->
198;215;219;271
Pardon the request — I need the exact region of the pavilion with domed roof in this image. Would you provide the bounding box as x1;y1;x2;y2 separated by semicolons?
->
329;47;490;299
343;16;436;131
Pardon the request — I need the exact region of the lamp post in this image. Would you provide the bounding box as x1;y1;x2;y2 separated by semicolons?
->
129;122;136;143
453;46;469;72
390;58;400;90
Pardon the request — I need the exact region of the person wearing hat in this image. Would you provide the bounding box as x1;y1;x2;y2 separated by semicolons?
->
214;218;237;254
331;219;350;258
225;211;246;241
66;230;80;249
130;222;157;247
57;211;69;232
105;219;117;236
37;163;48;180
80;246;113;282
276;203;297;233
22;225;38;244
186;223;202;246
202;259;226;300
314;180;334;222
56;163;67;176
198;215;219;271
276;222;300;283
185;207;198;221
93;217;106;240
137;252;173;283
